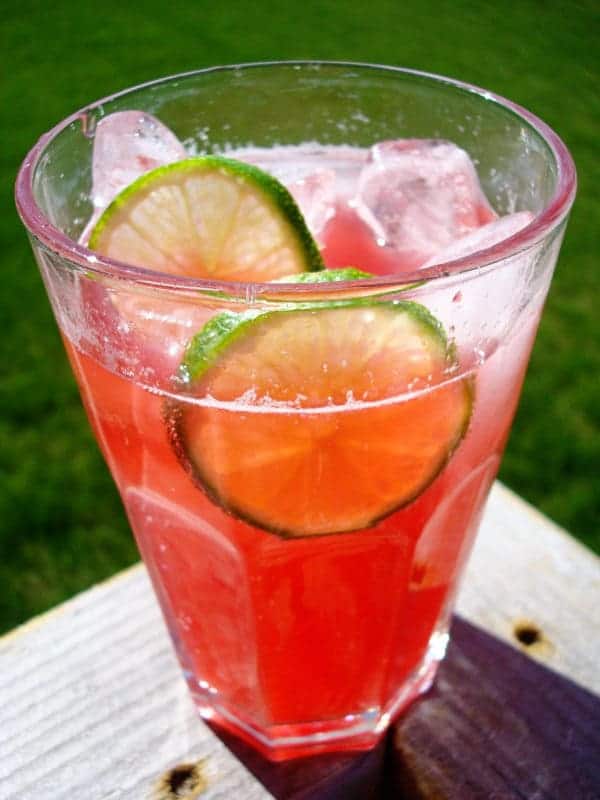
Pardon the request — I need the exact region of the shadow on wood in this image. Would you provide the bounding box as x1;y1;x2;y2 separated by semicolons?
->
210;616;600;799
392;616;600;799
209;724;388;799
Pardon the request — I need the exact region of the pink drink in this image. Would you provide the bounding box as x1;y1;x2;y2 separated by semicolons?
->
16;63;575;759
58;142;545;757
62;306;538;758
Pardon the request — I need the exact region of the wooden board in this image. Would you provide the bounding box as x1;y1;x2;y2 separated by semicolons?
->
0;565;273;799
457;483;600;693
392;617;600;799
0;483;598;799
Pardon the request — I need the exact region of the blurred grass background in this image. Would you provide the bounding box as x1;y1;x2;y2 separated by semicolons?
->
1;0;598;634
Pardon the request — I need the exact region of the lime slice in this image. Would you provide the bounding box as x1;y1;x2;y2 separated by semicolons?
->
273;267;373;283
166;296;472;538
89;156;324;280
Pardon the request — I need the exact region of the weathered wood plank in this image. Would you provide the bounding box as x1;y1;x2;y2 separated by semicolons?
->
0;482;598;799
392;617;600;799
0;567;274;799
458;482;600;692
382;483;600;800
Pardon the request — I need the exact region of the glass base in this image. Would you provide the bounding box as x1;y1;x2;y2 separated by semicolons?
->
186;628;449;761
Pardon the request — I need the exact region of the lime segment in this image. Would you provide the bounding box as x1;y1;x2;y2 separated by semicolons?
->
89;156;324;280
167;296;472;537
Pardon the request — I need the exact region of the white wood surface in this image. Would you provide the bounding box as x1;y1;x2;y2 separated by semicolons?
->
458;483;600;692
1;482;598;799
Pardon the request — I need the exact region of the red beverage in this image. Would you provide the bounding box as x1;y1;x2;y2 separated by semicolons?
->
61;224;543;756
17;63;574;760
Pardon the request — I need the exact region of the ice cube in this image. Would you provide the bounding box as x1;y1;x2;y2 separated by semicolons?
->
422;211;534;267
231;144;366;191
92;111;187;208
81;111;186;243
412;210;539;365
231;145;367;238
284;169;336;236
355;139;497;269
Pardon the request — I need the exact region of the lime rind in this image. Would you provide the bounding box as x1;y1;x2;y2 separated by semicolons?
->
181;261;446;384
168;296;472;538
166;258;474;539
180;309;262;384
272;267;373;283
180;300;447;387
180;297;448;387
89;155;325;276
267;268;429;304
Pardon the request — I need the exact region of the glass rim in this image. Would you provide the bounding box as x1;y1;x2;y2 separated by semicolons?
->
15;60;577;298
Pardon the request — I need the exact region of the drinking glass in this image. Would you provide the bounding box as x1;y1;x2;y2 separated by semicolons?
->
15;62;576;760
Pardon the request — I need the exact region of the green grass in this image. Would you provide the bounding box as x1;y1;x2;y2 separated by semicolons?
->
1;0;598;633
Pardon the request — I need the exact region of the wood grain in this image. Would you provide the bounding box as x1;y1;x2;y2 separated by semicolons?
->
457;483;600;693
0;483;598;799
392;617;600;799
0;567;274;799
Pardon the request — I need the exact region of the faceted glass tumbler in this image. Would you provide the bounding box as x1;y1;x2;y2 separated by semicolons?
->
16;63;575;760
